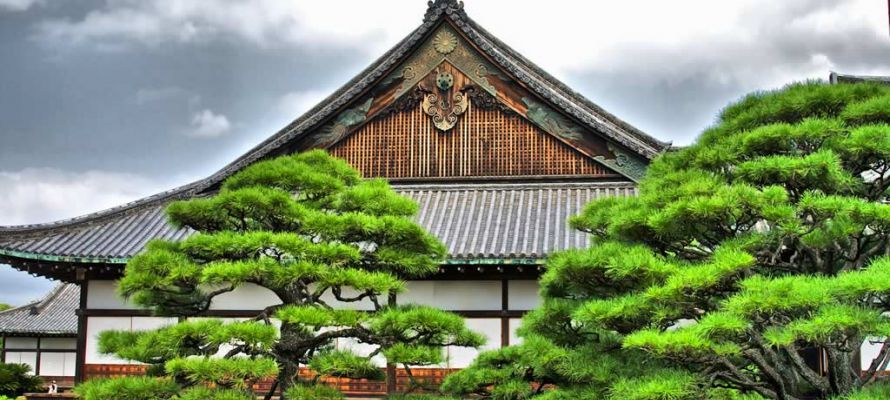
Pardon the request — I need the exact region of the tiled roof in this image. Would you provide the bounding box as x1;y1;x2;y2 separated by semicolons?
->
0;284;78;336
403;182;636;259
0;182;635;264
829;72;890;84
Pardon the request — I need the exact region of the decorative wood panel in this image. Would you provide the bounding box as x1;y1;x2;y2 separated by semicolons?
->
328;98;615;179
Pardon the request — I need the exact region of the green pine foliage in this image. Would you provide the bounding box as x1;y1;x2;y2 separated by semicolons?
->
444;81;890;400
82;150;483;398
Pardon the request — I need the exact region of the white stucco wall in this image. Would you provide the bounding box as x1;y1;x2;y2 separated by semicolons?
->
401;281;501;310
85;316;176;364
861;338;890;371
2;337;77;377
446;318;501;368
507;280;541;310
4;351;37;374
86;280;139;310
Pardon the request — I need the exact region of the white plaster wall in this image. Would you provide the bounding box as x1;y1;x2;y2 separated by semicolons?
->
446;318;501;368
861;338;890;371
5;337;38;349
507;280;541;311
85;317;175;364
39;352;77;376
509;318;523;346
40;338;77;350
4;351;37;373
87;280;139;310
209;284;281;310
401;281;501;310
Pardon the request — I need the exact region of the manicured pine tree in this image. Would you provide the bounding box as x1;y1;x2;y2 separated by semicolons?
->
76;150;483;400
442;81;890;400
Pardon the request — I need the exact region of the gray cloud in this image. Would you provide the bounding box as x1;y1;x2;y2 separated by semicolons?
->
0;0;40;12
187;109;231;138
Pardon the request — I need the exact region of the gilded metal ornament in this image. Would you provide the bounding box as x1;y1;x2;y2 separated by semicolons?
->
422;91;468;132
433;31;458;54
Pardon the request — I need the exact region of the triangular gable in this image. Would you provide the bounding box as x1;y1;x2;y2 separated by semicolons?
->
194;0;668;190
327;61;620;179
287;17;653;181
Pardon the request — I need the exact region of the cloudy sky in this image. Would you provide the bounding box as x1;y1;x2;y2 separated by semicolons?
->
0;0;888;305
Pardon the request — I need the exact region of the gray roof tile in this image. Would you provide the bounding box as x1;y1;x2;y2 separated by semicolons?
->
0;182;636;262
0;284;78;336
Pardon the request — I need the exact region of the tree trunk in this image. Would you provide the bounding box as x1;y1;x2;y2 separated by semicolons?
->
276;321;310;399
826;348;858;396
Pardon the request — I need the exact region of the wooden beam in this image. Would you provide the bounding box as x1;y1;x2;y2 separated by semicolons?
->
74;278;88;384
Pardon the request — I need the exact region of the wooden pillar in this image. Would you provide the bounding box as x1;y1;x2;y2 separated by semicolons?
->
386;291;398;394
74;271;88;384
501;279;509;347
35;337;41;376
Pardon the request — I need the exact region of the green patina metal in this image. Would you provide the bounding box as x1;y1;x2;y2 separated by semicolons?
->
0;248;128;265
594;144;648;182
0;247;541;268
308;97;374;148
443;258;543;265
522;97;585;142
522;97;648;182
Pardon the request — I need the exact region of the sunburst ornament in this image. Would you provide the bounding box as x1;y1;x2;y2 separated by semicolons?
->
432;31;458;54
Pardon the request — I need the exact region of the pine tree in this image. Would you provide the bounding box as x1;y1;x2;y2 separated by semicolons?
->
78;150;483;399
443;82;890;400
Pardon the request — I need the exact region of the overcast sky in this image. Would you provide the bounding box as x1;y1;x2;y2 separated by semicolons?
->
1;0;889;305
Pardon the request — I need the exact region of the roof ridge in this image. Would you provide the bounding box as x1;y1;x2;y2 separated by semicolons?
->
29;283;70;315
0;283;66;317
0;181;199;234
454;16;671;156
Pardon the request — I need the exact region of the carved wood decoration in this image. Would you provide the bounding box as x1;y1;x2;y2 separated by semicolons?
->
328;96;614;179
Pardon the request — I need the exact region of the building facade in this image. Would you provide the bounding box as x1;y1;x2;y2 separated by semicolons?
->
0;0;671;395
0;284;79;389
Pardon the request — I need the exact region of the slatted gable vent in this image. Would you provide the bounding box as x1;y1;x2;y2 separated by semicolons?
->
328;101;615;179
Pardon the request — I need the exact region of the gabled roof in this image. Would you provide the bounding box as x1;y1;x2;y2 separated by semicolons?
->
0;284;78;337
0;0;665;281
829;71;890;84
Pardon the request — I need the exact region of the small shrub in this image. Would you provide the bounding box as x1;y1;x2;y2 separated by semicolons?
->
0;364;42;397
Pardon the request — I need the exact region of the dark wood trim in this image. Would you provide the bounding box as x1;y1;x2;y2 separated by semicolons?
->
1;335;5;364
501;279;509;311
79;308;528;319
501;279;510;347
5;258;544;284
35;337;41;375
75;278;88;384
4;348;76;353
385;175;629;184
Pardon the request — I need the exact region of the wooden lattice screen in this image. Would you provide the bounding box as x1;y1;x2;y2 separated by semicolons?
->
328;101;613;179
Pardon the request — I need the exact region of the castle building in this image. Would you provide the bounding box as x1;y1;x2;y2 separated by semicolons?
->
0;0;671;395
